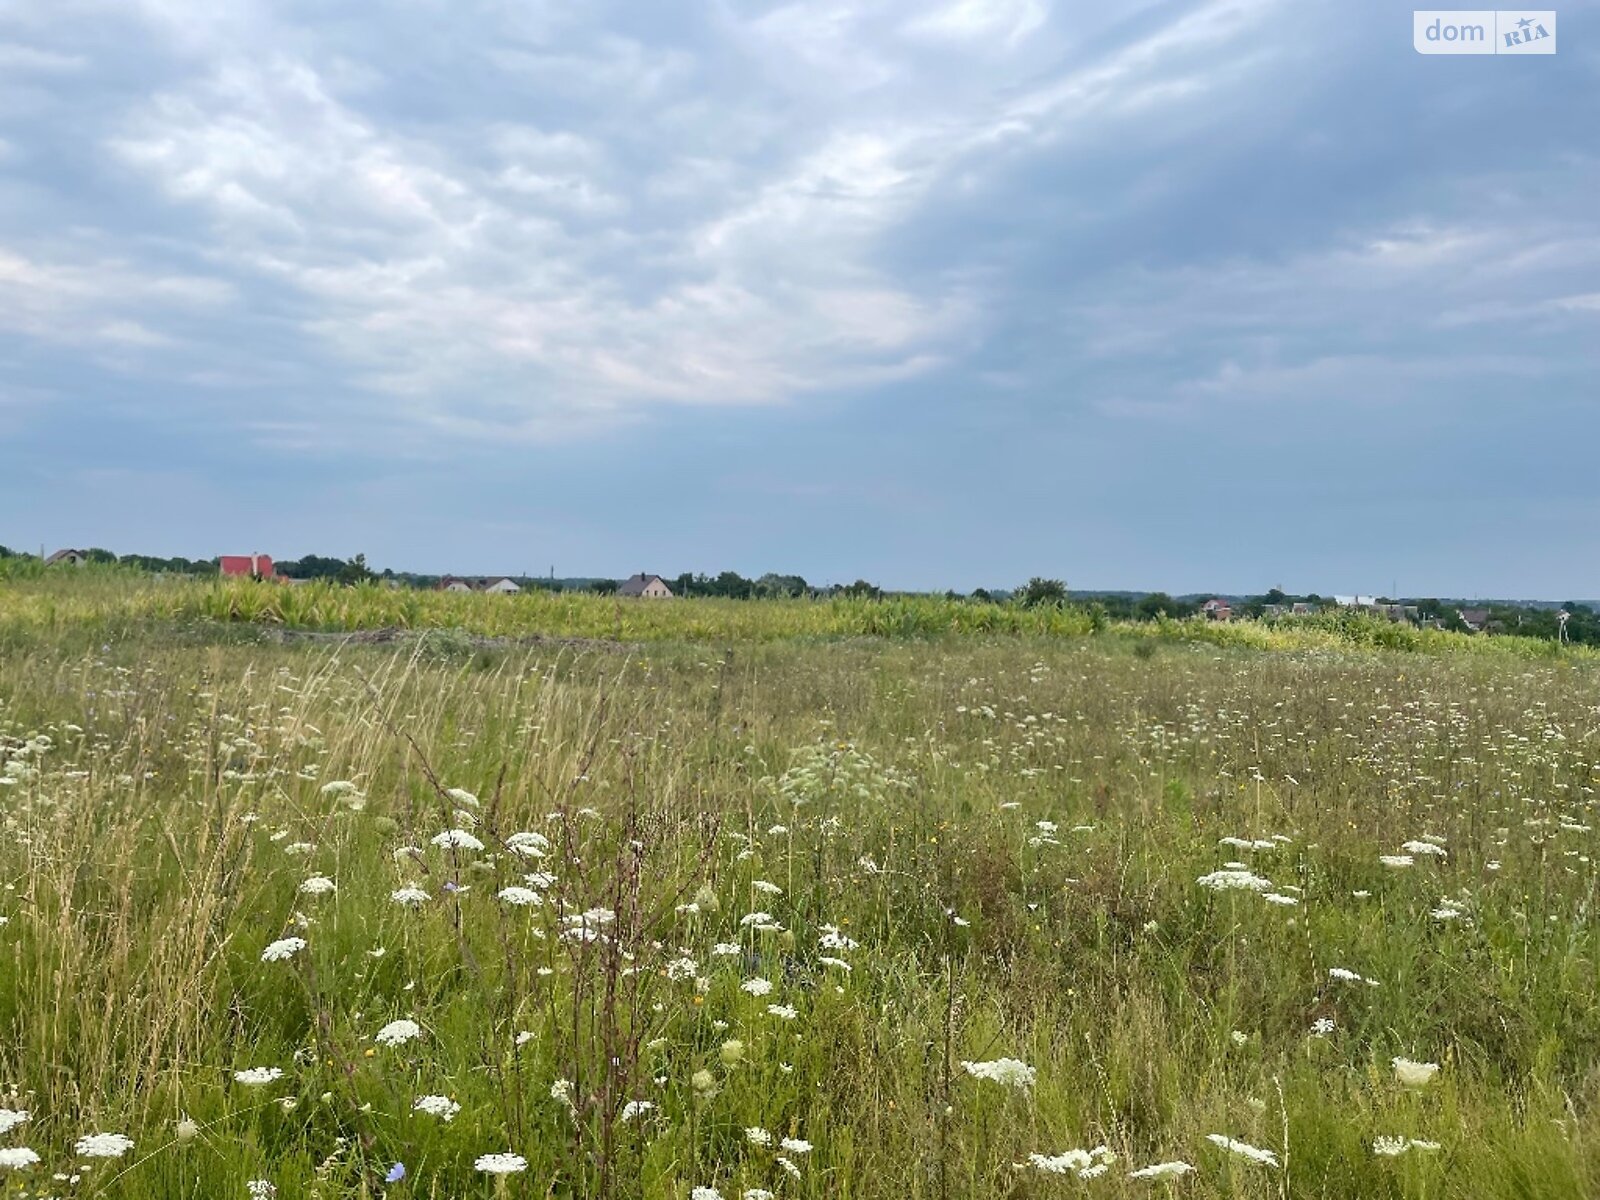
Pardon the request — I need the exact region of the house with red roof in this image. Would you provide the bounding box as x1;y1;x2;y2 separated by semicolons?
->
219;553;275;580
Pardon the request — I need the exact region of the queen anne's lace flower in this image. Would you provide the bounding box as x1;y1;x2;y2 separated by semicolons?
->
375;1019;423;1047
1393;1057;1440;1087
413;1095;460;1120
960;1058;1035;1088
261;937;306;962
1197;869;1273;892
1128;1161;1195;1179
1205;1135;1278;1166
75;1132;135;1159
474;1153;527;1174
1024;1146;1116;1177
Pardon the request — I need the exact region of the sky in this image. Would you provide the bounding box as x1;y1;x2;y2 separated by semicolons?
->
1;0;1597;597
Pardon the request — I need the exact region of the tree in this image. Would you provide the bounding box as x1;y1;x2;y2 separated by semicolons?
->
337;554;372;586
755;573;809;598
838;579;882;599
592;579;618;595
1018;577;1068;608
279;554;347;580
1136;592;1179;620
712;571;754;599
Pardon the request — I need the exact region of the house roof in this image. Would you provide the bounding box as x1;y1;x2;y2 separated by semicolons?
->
618;573;667;596
1458;608;1492;625
219;554;274;576
45;548;85;564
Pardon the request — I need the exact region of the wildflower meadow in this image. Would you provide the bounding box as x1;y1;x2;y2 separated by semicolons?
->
1;573;1597;1197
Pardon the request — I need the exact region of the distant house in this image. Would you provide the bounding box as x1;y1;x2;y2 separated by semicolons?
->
482;577;521;594
619;573;674;599
1457;608;1492;633
439;576;476;593
45;548;88;566
219;554;274;580
1291;602;1317;616
1199;598;1232;621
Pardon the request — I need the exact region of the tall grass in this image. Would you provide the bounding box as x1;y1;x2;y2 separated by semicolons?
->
1;622;1598;1197
0;572;1585;661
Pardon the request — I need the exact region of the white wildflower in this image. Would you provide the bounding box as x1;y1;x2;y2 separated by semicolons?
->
0;1110;30;1134
1197;869;1273;892
234;1067;285;1086
506;831;549;857
1129;1160;1195;1179
474;1153;527;1175
374;1019;423;1047
1393;1057;1440;1087
1401;841;1447;857
1205;1135;1278;1167
960;1058;1035;1089
261;937;307;962
75;1132;135;1159
413;1095;461;1121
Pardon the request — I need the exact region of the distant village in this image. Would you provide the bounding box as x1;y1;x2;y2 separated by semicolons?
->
1198;594;1498;633
20;546;1594;644
39;549;694;601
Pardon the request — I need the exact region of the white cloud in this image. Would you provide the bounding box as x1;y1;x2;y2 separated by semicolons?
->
904;0;1049;48
0;42;89;72
103;39;972;440
0;246;232;350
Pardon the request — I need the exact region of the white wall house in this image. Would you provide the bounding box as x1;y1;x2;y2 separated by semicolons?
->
619;573;675;599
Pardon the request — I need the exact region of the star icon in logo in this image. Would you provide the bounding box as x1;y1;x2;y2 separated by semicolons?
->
1516;16;1533;28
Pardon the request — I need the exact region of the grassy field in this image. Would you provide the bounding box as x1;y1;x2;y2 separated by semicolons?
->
1;574;1598;1198
0;568;1586;660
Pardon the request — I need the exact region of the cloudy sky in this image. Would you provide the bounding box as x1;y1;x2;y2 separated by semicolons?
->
1;0;1596;595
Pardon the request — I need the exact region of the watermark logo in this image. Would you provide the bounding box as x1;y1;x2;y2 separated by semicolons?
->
1414;11;1556;53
